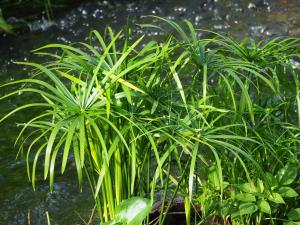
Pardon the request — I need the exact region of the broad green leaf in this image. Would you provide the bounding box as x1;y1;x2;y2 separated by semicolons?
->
277;186;299;198
232;203;258;217
284;222;300;225
208;165;220;190
114;197;152;225
265;172;278;190
268;192;285;204
235;193;256;202
257;179;264;193
288;208;300;221
240;182;256;193
276;163;298;186
258;199;271;214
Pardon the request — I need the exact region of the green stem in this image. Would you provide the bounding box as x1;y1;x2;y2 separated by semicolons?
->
85;126;104;223
158;156;171;225
203;63;208;108
160;161;190;225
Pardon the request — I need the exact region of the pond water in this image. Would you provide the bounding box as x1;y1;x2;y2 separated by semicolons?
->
0;0;299;224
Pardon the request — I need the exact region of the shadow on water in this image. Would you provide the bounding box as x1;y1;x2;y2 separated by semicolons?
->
0;0;299;224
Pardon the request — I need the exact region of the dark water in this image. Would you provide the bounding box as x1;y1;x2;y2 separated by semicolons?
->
0;0;299;224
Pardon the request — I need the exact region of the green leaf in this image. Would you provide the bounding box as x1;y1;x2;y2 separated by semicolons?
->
277;186;299;198
268;192;285;204
61;121;77;174
0;9;14;33
113;197;152;225
276;163;299;186
188;142;199;200
44;120;65;179
288;208;300;221
257;179;264;193
258;199;271;214
169;51;189;110
103;221;123;225
284;222;300;225
208;165;220;190
240;182;257;193
265;172;278;189
232;203;258;217
235;193;256;202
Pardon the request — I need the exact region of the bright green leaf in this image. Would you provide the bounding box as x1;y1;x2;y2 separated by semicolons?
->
258;199;271;214
277;186;299;198
276;163;298;186
235;193;256;202
268;192;285;204
114;197;152;225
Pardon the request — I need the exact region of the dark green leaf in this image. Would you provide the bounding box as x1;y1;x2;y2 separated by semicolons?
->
288;208;300;221
232;203;258;217
284;222;300;225
265;172;278;189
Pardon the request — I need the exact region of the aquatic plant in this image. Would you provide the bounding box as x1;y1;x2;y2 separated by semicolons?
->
143;16;300;224
0;0;53;19
0;8;13;33
1;17;299;225
104;197;152;225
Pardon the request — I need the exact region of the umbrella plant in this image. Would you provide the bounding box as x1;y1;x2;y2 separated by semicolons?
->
1;17;299;225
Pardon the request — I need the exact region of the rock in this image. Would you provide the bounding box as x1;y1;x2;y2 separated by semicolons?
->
248;3;256;9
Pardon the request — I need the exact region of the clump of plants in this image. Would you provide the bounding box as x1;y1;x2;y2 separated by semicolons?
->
1;17;299;225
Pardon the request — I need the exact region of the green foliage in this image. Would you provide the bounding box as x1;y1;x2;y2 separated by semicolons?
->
103;197;152;225
288;208;300;221
196;163;299;224
0;8;13;33
1;17;300;224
